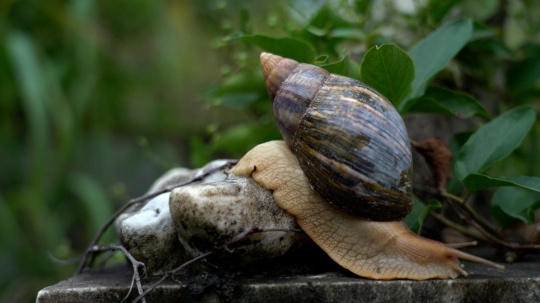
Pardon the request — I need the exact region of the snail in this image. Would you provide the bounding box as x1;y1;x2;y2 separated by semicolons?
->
229;53;504;280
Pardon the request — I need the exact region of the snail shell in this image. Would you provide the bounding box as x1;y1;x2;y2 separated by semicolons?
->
260;53;412;221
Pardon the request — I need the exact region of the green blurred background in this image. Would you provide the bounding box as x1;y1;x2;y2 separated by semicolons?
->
1;0;539;302
0;1;289;301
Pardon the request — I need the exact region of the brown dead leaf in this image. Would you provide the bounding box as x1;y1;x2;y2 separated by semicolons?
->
411;137;453;191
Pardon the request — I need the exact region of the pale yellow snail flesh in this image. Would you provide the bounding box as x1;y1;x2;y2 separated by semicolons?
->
230;140;504;280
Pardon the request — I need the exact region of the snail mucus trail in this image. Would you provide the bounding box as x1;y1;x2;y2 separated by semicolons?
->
230;53;503;280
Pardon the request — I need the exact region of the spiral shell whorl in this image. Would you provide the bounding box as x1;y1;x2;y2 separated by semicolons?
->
260;52;413;221
260;53;299;102
260;53;330;148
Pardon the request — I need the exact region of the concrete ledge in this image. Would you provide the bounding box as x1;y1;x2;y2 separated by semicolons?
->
37;251;540;303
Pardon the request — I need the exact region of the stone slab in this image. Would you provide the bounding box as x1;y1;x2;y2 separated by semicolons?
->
37;251;540;303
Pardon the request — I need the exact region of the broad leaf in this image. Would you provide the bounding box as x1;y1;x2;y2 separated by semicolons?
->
210;121;281;156
285;1;326;26
506;54;540;99
405;198;442;234
360;44;414;105
322;54;361;80
206;72;265;108
7;31;49;159
304;5;350;37
491;187;540;226
0;195;20;249
68;173;114;238
235;35;316;63
426;0;462;24
462;174;540;193
403;87;490;119
329;28;365;40
400;19;473;110
461;0;500;22
470;21;497;41
454;105;536;180
446;131;474;194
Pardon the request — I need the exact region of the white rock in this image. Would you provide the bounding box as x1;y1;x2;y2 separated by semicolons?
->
117;192;183;274
116;160;233;273
169;174;305;266
116;159;305;274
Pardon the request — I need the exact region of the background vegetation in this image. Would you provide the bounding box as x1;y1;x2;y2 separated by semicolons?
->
1;0;539;302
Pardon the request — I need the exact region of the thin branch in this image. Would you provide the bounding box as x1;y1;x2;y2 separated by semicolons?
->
432;190;540;251
440;191;499;235
88;244;147;303
47;251;81;265
466;213;540;250
447;200;540;251
431;212;489;242
76;160;238;274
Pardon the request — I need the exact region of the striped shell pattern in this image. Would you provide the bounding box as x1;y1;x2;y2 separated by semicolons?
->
260;53;413;221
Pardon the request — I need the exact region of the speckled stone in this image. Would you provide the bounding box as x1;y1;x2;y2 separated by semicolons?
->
169;174;305;266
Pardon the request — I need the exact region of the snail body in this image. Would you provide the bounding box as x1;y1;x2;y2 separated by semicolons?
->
261;53;412;221
230;53;503;280
230;141;500;279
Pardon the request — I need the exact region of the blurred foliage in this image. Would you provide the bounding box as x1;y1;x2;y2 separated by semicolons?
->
1;0;237;301
1;0;540;302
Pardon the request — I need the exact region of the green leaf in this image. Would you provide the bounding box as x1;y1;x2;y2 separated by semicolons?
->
454;105;536;181
0;195;20;249
360;44;414;105
446;131;474;194
506;54;540;99
400;18;473;110
210;120;281;156
303;5;350;38
235;35;316;63
461;0;499;21
426;0;462;24
405;198;442;234
321;54;361;80
314;55;329;65
403;87;490;119
189;137;213;167
462;174;540;193
491;187;540;226
286;1;326;27
68;173;114;239
329;28;365;40
6;31;49;186
470;21;497;41
206;71;265;109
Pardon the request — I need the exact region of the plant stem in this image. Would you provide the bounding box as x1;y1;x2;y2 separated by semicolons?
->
446;198;540;251
466;214;540;251
431;212;489;242
440;191;499;235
